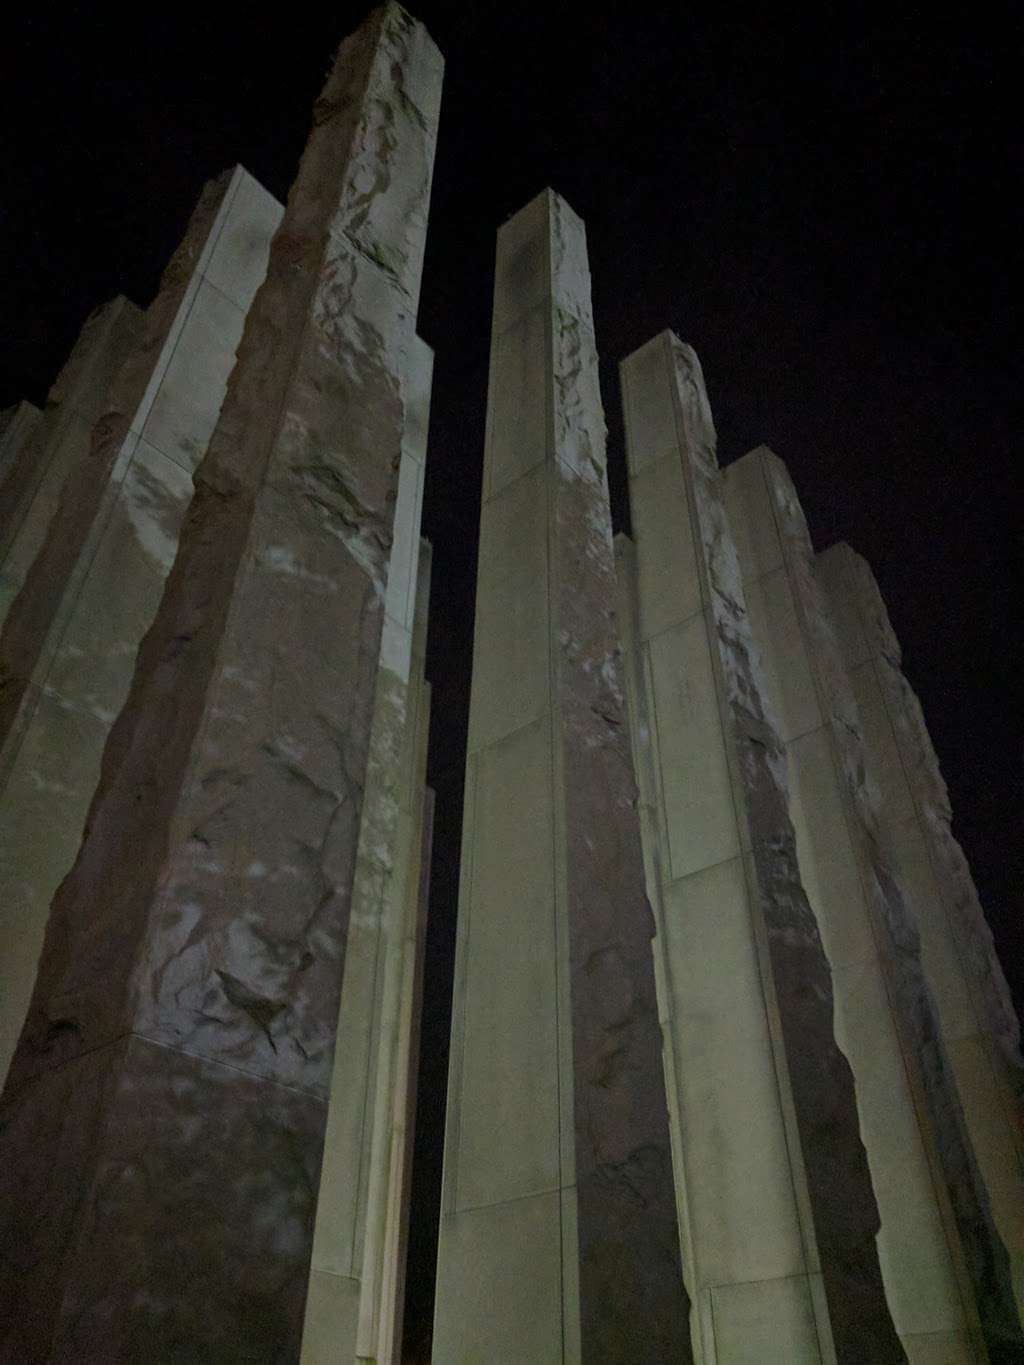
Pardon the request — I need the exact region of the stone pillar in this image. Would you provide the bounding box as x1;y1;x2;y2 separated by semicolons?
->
434;192;688;1364
301;328;433;1361
617;331;904;1362
0;7;441;1361
724;447;1020;1361
0;297;143;620
818;541;1024;1323
0;166;283;1085
0;401;41;492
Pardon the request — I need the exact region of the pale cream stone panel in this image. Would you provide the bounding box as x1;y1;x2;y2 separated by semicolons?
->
301;1271;360;1365
490;191;550;335
204;167;287;311
630;451;702;640
710;1274;820;1365
621;338;678;477
466;464;549;755
662;858;807;1289
847;658;916;826
786;727;877;972
647;614;739;881
721;445;783;584
831;956;965;1338
902;1331;977;1364
455;714;560;1211
141;277;248;471
742;567;821;743
483;304;548;500
433;1189;564;1365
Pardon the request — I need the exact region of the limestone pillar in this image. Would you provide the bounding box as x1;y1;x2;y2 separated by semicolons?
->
723;447;1020;1361
0;166;283;1084
301;330;434;1361
818;540;1024;1322
617;331;904;1362
0;297;143;619
0;401;41;493
0;7;441;1360
434;192;688;1363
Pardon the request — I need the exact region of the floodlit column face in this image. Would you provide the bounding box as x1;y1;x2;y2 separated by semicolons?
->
0;297;143;618
0;7;441;1361
818;541;1024;1322
723;447;1021;1362
435;194;688;1364
618;331;905;1364
301;338;433;1363
0;167;283;1086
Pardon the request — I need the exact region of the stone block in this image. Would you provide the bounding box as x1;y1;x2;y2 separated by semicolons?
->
710;1274;821;1364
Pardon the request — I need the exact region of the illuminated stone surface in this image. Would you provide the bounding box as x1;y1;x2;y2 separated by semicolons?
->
0;6;441;1358
818;540;1024;1329
0;168;283;1087
434;192;688;1364
725;447;1020;1361
618;331;903;1362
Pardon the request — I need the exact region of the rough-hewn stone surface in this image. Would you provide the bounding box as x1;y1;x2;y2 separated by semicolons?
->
763;453;1022;1363
0;297;143;634
550;201;689;1365
653;336;904;1362
0;6;441;1359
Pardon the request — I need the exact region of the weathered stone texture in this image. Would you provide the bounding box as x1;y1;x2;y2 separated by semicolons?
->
435;192;687;1364
746;449;1020;1361
619;331;903;1362
0;167;282;1087
0;6;441;1360
0;297;143;627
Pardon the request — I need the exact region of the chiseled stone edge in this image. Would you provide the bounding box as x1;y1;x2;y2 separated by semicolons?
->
664;336;905;1363
549;201;691;1364
0;7;441;1359
762;451;1022;1360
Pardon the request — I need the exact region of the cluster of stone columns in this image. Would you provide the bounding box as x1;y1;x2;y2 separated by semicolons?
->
0;5;441;1361
1;3;1021;1361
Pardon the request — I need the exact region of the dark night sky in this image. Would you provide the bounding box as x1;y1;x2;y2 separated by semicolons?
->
3;4;1021;1352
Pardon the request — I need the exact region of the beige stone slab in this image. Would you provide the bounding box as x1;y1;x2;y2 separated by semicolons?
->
140;276;247;471
831;955;965;1339
743;565;821;744
483;304;548;500
204;167;284;312
947;1034;1024;1313
722;447;783;583
620;333;680;478
901;1329;974;1363
433;1189;564;1365
455;715;560;1211
786;726;877;971
889;818;977;1042
848;658;916;826
0;694;109;1078
0;411;93;621
300;1270;360;1364
492;190;551;336
43;439;193;724
815;545;870;671
710;1273;821;1364
631;450;702;640
383;451;424;636
647;613;739;881
662;857;807;1289
467;465;549;754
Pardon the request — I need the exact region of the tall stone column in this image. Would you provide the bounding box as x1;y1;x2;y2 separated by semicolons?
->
434;192;688;1364
301;330;434;1362
0;7;441;1361
0;166;283;1085
0;297;143;620
0;401;41;503
617;331;903;1362
723;447;1020;1361
818;541;1024;1322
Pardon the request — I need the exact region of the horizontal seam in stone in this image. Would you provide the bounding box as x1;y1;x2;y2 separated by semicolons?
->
132;1030;329;1103
707;1269;816;1293
452;1182;575;1218
662;849;744;889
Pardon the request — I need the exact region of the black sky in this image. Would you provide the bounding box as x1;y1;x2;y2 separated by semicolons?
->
2;4;1021;1354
